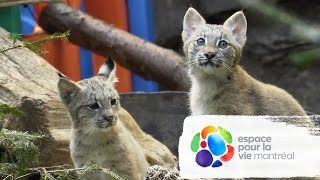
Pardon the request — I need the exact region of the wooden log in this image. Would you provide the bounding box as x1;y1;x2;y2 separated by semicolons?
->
0;0;62;7
39;3;190;91
0;27;189;166
0;28;70;129
0;27;72;166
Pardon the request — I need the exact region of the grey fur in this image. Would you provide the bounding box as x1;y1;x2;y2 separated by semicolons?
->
182;8;308;116
57;64;149;179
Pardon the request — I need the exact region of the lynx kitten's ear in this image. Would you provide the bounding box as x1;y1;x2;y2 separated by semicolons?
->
223;11;247;47
182;7;206;42
98;56;118;84
57;77;81;104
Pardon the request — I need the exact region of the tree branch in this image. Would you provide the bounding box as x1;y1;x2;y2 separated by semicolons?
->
39;3;190;91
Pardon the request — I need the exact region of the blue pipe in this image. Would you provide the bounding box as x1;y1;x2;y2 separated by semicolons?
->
127;0;159;92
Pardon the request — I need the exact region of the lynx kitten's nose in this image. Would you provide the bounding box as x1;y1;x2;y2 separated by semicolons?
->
204;52;216;59
103;115;113;122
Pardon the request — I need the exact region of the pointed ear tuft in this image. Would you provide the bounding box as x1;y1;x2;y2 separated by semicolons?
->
57;78;81;104
57;72;66;78
223;11;247;47
98;56;118;84
182;7;206;42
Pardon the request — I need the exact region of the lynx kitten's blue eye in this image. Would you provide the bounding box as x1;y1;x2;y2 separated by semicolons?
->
88;103;100;110
218;40;228;49
196;38;205;46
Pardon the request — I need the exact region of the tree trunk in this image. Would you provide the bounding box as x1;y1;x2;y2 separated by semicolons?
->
0;27;72;166
39;3;190;91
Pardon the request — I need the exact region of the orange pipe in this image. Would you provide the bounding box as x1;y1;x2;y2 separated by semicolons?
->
84;0;132;92
32;0;82;81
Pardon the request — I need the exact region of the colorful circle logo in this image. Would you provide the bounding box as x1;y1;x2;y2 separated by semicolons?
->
191;125;234;168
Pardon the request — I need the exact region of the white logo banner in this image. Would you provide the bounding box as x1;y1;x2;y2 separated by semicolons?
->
178;115;320;179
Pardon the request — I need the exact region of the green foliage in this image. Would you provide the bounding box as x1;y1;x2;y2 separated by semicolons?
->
0;104;43;179
0;31;70;55
0;104;25;121
8;33;21;45
14;162;125;180
0;129;43;177
23;31;70;55
289;48;320;67
40;165;78;180
79;161;124;180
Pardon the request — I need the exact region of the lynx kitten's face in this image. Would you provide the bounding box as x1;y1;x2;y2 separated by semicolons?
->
182;8;247;76
75;78;120;131
58;58;119;132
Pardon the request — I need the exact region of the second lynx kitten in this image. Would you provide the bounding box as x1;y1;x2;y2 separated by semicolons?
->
58;58;176;179
182;8;307;116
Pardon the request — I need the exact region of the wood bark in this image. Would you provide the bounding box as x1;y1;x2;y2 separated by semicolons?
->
0;27;72;166
0;0;61;7
39;3;190;91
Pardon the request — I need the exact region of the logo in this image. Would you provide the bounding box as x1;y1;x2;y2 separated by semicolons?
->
191;125;234;168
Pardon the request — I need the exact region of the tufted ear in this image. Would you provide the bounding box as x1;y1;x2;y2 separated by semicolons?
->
57;77;81;105
182;7;206;42
223;11;247;47
98;56;118;84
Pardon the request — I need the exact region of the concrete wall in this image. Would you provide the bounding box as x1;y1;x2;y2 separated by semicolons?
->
120;92;189;155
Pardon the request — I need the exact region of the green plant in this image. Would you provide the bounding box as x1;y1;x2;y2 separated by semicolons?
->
0;129;43;179
0;31;70;55
0;104;43;179
0;104;24;121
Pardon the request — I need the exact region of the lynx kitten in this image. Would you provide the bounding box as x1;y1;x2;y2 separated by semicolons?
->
57;58;176;180
182;8;307;116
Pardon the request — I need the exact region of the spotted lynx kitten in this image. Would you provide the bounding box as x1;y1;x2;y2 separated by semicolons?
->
57;58;176;180
182;8;307;116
